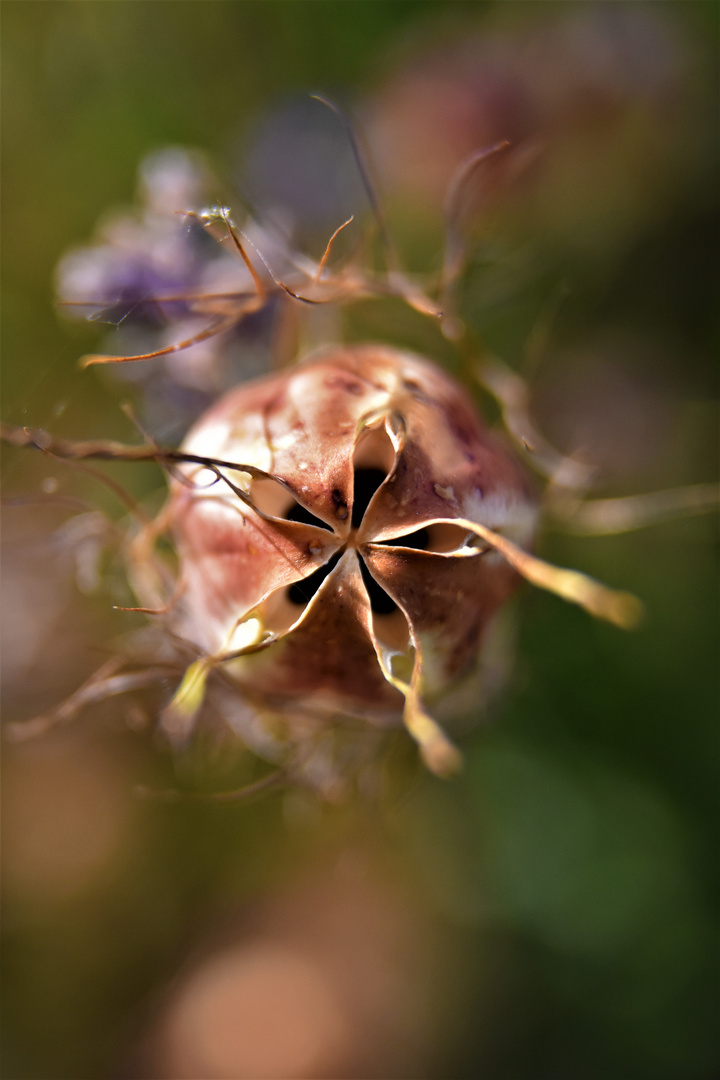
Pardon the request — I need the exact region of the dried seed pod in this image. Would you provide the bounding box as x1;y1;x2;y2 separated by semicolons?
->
168;344;536;775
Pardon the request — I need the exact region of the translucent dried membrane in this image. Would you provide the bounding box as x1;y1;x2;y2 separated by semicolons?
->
166;344;638;776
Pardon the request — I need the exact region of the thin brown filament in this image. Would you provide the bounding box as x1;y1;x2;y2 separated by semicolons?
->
218;208;267;301
552;483;720;536
60;290;258;309
113;577;186;616
311;94;401;275
1;423;281;485
5;659;175;742
442;141;511;296
134;767;288;804
242;241;335;306
29;440;149;523
314;216;354;281
80;315;237;367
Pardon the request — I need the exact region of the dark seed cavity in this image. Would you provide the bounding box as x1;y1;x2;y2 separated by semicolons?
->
288;551;342;606
381;526;429;550
359;555;397;616
286;548;398;617
351;468;386;528
287;501;332;531
251;477;331;530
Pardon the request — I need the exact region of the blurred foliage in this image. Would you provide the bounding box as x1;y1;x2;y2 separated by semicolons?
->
2;2;718;1079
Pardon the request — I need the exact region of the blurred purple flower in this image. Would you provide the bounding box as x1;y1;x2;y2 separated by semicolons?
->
58;149;221;327
56;148;290;440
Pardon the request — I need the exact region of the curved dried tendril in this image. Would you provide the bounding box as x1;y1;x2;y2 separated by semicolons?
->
449;517;643;629
441;140;512;301
314;215;355;281
5;657;176;743
311;93;401;275
547;484;720;536
80;314;242;368
371;630;462;778
473;356;597;491
134;766;288;804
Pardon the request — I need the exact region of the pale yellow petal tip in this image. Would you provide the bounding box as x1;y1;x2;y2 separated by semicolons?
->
593;590;645;630
402;697;464;778
420;737;464;778
160;658;211;743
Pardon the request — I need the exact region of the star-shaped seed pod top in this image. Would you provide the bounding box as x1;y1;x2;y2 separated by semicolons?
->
167;345;537;774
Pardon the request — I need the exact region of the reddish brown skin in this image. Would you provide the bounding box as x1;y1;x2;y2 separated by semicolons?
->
236;552;405;720
169;346;535;724
363;545;518;681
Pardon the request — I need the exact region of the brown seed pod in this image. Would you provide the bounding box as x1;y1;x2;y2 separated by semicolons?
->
161;344;546;775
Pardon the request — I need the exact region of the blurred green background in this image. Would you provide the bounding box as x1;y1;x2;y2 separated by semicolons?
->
2;3;718;1078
